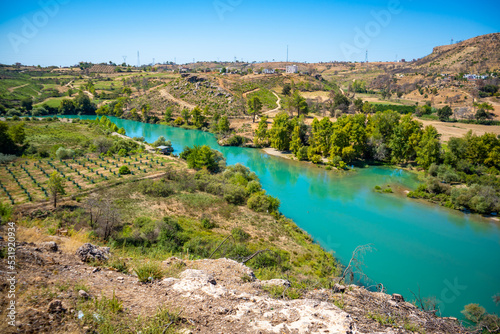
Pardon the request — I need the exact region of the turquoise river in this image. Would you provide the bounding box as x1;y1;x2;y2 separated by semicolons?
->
68;115;500;319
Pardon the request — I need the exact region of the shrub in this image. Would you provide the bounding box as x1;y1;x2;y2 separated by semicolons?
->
118;166;131;175
231;227;250;242
0;202;12;225
173;117;184;126
138;180;176;197
225;135;244;146
134;261;164;283
201;217;216;229
181;145;226;173
246;180;262;194
247;192;280;213
223;184;247;205
0;153;16;164
55;147;75;160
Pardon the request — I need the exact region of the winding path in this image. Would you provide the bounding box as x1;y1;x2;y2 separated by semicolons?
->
8;84;29;92
262;91;282;116
158;88;196;110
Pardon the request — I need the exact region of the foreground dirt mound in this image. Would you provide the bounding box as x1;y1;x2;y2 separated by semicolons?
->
0;239;468;334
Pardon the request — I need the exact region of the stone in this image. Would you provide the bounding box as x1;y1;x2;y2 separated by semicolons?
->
180;269;216;285
76;243;110;263
260;279;291;288
78;290;90;299
391;293;405;303
333;284;347;293
47;300;66;314
41;241;58;252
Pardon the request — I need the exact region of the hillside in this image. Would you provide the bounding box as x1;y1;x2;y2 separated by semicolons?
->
414;33;500;73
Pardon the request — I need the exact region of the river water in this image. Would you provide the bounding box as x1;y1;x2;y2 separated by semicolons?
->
66;115;500;318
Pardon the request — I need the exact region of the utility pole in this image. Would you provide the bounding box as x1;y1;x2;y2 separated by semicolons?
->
137;51;140;68
287;45;289;63
365;50;368;63
122;56;127;65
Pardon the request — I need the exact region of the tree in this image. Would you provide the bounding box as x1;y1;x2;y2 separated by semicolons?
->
21;98;33;112
181;145;225;173
74;92;96;114
152;136;168;147
218;116;230;134
0;122;17;154
48;171;65;208
7;122;25;144
290;125;303;156
269;112;292;151
247;97;263;123
437;105;453;121
354;98;364;112
289;91;308;117
254;116;268;147
282;84;292;96
416;126;441;169
58;99;76;115
122;87;132;96
181;109;191;124
191;107;205;128
164;107;174;121
475;108;489;120
389;114;423;164
331;92;350;114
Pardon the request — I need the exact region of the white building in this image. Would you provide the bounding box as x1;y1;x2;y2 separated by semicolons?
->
263;68;275;74
286;65;298;74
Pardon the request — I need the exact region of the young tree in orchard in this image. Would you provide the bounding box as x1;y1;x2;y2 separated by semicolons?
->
254;116;269;147
48;171;66;208
416;126;442;169
269;112;293;151
247;96;263;123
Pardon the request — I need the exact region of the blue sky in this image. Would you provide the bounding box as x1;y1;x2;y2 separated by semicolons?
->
0;0;498;66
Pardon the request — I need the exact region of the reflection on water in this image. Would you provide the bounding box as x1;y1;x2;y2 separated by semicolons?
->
62;115;500;318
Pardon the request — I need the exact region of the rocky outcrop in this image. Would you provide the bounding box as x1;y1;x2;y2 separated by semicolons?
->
75;243;110;262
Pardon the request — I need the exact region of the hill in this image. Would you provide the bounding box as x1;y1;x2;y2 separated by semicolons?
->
413;33;500;73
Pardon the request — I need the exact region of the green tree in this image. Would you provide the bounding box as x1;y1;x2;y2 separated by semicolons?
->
254;116;269;147
74;92;95;114
437;105;453;121
0;122;17;154
164;107;174;121
269;112;292;151
48;171;66;208
181;145;225;173
191;107;205;128
21;98;33;112
282;84;292;96
7;122;26;144
289;91;308;117
475;108;489;120
218;116;230;134
416;126;441;169
58;99;76;115
389;114;423;164
247;97;263;123
181;109;191;124
122;87;132;96
290;125;303;156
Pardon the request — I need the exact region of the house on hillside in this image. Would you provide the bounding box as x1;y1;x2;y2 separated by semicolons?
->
286;65;298;74
157;145;174;155
263;68;275;74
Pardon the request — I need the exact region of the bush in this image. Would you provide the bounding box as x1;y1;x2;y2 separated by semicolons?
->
134;261;164;283
138;180;176;197
246;180;262;194
181;145;226;173
118;166;131;175
0;153;16;164
201;217;216;229
225;135;244;146
0;202;12;225
55;147;75;160
231;227;250;242
247;192;280;213
223;184;247;205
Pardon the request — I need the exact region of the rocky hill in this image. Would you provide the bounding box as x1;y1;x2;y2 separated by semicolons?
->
413;33;500;73
0;237;468;334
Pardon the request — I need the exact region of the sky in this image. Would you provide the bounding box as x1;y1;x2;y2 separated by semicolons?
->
0;0;499;67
